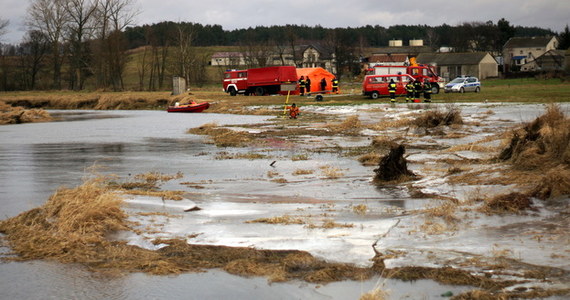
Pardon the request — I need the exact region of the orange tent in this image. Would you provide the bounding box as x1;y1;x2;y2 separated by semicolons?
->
297;67;338;94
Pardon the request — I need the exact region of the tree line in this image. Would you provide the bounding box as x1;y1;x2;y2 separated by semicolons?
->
0;2;567;92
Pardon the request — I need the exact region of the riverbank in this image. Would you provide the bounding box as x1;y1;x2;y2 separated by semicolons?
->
0;78;569;115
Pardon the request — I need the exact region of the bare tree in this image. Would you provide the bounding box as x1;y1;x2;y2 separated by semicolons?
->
93;0;138;90
173;23;196;86
136;45;150;91
64;0;98;90
27;0;69;89
19;30;49;89
0;18;8;39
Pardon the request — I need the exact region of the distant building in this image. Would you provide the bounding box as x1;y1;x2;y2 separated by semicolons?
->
363;40;433;71
210;52;246;67
366;54;410;67
520;49;566;72
209;44;337;74
417;52;499;80
502;36;559;72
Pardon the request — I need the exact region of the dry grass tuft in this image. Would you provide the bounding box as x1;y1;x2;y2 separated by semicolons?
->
188;123;253;147
0;175;131;262
480;192;534;215
360;288;389;300
320;165;345;179
352;204;368;215
498;103;569;170
358;153;381;166
327;115;363;135
411;105;463;129
0;101;53;125
246;215;305;225
293;169;314;176
116;171;183;191
530;165;570;200
306;219;354;229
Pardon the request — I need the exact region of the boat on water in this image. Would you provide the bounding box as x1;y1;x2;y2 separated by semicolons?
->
167;101;210;113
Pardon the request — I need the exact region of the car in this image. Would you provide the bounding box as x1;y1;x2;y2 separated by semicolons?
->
362;74;415;99
444;76;481;93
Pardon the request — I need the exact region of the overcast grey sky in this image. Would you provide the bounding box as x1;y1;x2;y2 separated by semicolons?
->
1;0;569;44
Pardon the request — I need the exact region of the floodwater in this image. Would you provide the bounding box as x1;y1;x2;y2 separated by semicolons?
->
1;105;569;299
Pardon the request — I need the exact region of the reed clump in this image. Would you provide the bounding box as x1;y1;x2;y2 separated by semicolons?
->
497;104;570;200
412;105;463;129
187;122;253;147
327;115;363;135
0;101;52;125
498;103;569;170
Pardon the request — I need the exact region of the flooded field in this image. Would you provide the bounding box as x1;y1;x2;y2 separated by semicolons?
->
1;103;569;299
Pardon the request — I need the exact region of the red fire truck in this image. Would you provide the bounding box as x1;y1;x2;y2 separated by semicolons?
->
223;66;298;96
366;64;445;94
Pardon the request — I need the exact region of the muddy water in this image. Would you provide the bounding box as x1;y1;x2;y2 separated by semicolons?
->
0;110;471;299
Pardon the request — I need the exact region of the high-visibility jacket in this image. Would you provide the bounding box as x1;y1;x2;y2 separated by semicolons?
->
332;79;339;87
388;82;397;92
406;82;414;92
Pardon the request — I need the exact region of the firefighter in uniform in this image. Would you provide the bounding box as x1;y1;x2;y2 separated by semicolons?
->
287;103;300;119
413;79;423;103
331;77;339;93
305;77;311;95
405;80;414;102
423;79;432;102
388;79;397;103
299;76;306;96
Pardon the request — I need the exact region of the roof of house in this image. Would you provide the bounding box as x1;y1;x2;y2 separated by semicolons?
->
417;52;494;65
503;36;556;49
534;49;565;67
211;52;243;58
369;46;433;55
367;54;409;63
296;44;334;59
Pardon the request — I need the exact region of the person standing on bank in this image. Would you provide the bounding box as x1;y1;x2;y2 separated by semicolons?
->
305;77;311;95
331;77;339;93
405;79;414;103
299;76;306;96
413;79;423;103
388;78;397;103
423;79;432;102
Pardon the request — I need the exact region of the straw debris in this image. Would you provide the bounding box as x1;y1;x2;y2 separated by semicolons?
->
187;123;253;147
0;101;53;125
498;103;569;170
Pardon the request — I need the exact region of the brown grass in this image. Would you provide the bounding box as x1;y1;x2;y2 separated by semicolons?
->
479;192;534;215
530;165;570;200
320;165;345;179
0;101;53;125
327;115;363;135
187;123;253;147
498;103;569;170
293;169;314;176
412;105;463;129
246;215;305;225
353;204;368;215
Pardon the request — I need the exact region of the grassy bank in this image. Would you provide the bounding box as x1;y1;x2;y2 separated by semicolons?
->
0;78;569;113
